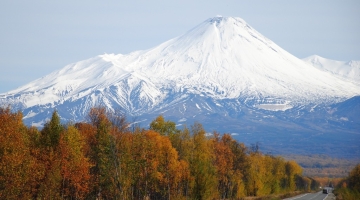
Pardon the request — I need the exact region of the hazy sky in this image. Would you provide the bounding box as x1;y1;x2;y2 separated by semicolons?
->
1;0;359;93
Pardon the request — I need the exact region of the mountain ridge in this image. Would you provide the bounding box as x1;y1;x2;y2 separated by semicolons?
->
2;17;359;105
303;54;360;83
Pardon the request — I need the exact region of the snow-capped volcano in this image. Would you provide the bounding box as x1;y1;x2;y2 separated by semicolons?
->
1;16;360;157
3;17;359;107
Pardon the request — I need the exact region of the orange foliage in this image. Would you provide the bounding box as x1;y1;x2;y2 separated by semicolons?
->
0;107;32;199
0;108;309;199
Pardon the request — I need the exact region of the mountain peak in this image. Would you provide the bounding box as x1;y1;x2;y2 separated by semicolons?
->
304;55;335;62
207;15;245;24
208;15;227;23
1;16;359;127
203;16;250;32
1;16;359;158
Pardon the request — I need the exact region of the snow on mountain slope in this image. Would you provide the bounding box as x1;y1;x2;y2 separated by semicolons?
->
102;17;359;103
1;16;359;126
303;55;360;83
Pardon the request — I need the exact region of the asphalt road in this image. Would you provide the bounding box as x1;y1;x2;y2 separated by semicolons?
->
283;191;335;200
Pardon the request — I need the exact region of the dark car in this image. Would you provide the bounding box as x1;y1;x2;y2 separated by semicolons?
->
322;187;333;194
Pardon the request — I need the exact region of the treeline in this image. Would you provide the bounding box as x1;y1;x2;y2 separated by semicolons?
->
1;107;315;199
283;154;359;178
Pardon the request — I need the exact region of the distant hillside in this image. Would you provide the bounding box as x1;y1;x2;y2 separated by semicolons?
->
283;154;360;178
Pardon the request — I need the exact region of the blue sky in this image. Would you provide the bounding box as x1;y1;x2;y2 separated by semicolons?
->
1;0;359;93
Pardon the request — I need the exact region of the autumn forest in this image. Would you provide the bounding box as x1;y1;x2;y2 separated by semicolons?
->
0;106;330;199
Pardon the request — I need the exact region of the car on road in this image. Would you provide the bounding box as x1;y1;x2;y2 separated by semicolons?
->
322;187;333;194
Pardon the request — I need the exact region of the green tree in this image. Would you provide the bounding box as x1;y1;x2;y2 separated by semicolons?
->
87;107;115;199
285;160;303;191
245;152;265;196
58;125;91;199
190;123;217;199
269;156;286;194
40;110;63;148
36;110;64;199
149;115;177;136
228;136;247;198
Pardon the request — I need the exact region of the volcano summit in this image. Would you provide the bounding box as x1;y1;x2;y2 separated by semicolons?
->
1;16;359;157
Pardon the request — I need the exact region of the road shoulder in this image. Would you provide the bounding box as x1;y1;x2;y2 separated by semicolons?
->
324;193;336;200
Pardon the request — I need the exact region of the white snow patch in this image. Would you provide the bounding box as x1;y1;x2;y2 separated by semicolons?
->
340;117;348;121
128;119;148;127
23;111;37;119
263;115;274;118
205;132;213;137
178;118;187;122
215;102;223;107
31;120;45;127
310;105;318;112
183;103;187;111
196;103;201;110
256;104;293;111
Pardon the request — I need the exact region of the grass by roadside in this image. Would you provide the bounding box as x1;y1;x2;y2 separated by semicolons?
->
334;188;360;200
239;191;306;200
